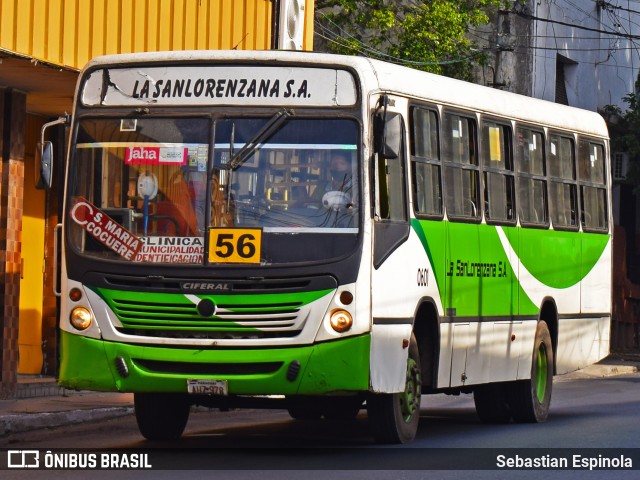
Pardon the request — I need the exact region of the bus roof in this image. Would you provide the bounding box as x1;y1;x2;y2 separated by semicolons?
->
83;50;608;138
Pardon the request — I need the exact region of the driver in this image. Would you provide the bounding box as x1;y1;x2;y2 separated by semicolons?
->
326;152;353;193
311;152;353;203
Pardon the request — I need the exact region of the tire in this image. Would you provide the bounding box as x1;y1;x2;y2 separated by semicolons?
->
134;393;191;441
367;334;422;444
507;320;554;423
473;383;511;424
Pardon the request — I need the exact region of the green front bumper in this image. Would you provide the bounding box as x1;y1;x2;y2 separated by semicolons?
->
59;331;370;395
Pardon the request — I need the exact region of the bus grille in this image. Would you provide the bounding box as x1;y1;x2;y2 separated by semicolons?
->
133;359;284;375
106;296;310;340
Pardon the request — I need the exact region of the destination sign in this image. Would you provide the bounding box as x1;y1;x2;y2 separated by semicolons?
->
81;66;358;107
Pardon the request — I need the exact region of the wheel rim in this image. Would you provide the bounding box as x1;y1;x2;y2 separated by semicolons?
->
400;357;422;422
535;343;548;403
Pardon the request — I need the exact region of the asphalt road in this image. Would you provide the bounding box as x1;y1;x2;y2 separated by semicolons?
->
3;371;640;479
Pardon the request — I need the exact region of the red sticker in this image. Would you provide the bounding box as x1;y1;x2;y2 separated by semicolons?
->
124;146;187;165
70;198;142;260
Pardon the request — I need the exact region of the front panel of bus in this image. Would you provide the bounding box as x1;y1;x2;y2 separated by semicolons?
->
58;62;372;396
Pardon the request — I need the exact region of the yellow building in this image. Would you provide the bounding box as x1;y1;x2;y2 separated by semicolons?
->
0;0;314;397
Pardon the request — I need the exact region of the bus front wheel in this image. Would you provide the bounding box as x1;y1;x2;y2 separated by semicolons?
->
367;334;421;444
134;393;191;441
507;320;554;423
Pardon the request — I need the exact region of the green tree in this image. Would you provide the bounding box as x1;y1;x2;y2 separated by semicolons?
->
601;80;640;189
315;0;512;80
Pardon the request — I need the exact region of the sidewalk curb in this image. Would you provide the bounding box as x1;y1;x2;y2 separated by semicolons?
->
575;363;639;378
0;406;133;437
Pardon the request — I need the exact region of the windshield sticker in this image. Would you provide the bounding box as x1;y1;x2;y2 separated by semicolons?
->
70;198;142;260
125;146;187;165
134;237;204;263
188;145;208;171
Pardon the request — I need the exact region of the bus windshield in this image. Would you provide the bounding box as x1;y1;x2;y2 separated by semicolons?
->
67;116;360;265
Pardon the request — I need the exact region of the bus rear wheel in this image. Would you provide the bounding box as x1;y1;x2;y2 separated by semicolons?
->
367;334;421;444
134;393;191;441
507;320;554;423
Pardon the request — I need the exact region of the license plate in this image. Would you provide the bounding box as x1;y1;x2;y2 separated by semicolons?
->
187;379;228;396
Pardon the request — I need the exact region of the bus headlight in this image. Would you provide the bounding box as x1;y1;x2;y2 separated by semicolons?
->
70;307;93;331
330;309;353;333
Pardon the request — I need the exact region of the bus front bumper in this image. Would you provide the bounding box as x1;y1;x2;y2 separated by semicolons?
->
58;330;370;395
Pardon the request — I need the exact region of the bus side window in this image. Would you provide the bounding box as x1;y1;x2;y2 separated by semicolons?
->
516;128;548;226
410;107;442;217
578;140;608;231
443;112;480;220
481;121;515;224
377;151;407;221
376;113;407;222
548;133;578;229
373;108;410;269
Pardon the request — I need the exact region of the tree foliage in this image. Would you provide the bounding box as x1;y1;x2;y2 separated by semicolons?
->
315;0;512;80
601;79;640;189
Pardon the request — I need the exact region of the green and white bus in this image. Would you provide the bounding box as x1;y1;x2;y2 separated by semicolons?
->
41;50;611;444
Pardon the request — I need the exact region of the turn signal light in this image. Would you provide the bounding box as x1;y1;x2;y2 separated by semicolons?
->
330;309;353;333
339;290;354;305
69;288;83;302
70;307;92;330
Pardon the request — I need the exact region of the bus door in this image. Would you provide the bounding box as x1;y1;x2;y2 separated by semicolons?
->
476;121;522;384
447;118;522;387
441;112;483;387
369;96;414;393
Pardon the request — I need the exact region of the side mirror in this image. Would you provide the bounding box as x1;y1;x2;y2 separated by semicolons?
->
35;115;70;190
374;111;402;159
36;141;53;190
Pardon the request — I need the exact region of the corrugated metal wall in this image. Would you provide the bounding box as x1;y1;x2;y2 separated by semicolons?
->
0;0;313;71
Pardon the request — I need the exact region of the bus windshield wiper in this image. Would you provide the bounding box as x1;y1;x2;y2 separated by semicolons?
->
228;108;292;171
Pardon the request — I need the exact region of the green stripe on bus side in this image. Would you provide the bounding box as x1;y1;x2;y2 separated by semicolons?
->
445;221;537;317
410;220;609;318
506;229;609;289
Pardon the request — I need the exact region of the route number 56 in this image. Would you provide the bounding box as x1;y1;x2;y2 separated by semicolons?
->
208;228;262;264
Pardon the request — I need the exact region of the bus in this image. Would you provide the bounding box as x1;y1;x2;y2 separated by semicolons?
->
40;50;612;444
